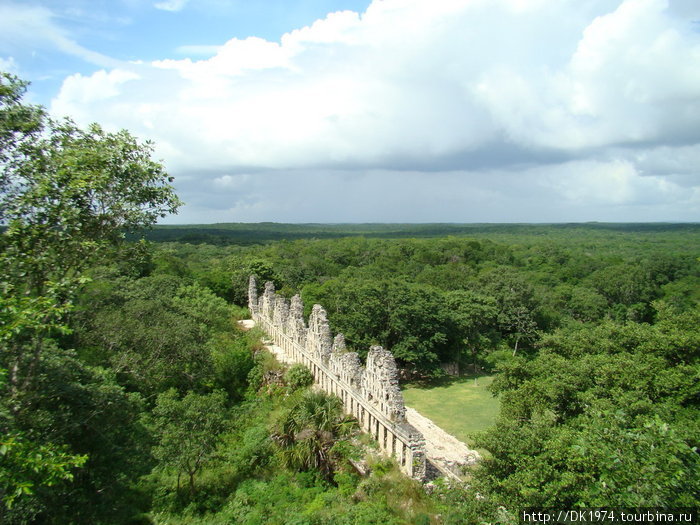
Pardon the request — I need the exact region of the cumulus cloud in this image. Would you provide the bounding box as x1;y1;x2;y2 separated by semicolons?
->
539;159;688;206
55;69;140;104
46;0;700;222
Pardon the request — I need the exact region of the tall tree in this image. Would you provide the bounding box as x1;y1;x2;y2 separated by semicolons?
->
0;73;181;401
0;72;181;515
474;316;700;508
151;389;228;495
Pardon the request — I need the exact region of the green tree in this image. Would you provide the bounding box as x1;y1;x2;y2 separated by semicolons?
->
587;263;658;320
475;315;700;508
0;367;86;514
209;331;256;401
0;434;86;513
75;276;219;396
444;290;499;371
302;278;390;358
0;73;181;402
0;72;181;517
284;363;314;392
1;343;152;523
151;389;229;495
384;281;451;370
229;257;278;305
551;284;608;323
303;278;451;372
478;266;542;355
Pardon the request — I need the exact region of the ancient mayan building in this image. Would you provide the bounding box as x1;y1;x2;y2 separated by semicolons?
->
248;275;427;480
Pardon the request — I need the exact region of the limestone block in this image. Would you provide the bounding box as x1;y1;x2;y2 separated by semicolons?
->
362;346;406;422
289;294;304;320
329;349;362;387
307;304;332;362
261;281;276;319
285;295;307;345
248;275;258;313
273;296;289;328
332;333;346;353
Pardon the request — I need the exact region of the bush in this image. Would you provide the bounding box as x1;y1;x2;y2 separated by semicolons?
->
284;364;314;391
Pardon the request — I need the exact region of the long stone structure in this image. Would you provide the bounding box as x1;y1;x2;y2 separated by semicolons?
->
248;276;427;480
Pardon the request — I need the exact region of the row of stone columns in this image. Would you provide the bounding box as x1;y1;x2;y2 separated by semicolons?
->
253;309;422;478
248;276;426;480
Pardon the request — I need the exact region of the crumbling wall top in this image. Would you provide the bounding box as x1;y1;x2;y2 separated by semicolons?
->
332;333;346;353
254;279;408;422
363;346;406;422
307;304;332;361
273;296;289;327
285;294;306;345
248;275;258;312
261;281;276;318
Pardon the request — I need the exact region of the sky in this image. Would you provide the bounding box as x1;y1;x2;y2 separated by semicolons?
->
1;0;699;224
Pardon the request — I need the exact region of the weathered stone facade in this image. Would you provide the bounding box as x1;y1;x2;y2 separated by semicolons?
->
248;275;427;480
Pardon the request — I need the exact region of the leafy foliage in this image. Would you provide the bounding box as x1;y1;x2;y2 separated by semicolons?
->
3;70;699;523
272;390;355;482
0;73;182;522
474;316;700;508
0;434;86;511
1;72;181;405
151;389;229;495
284;363;315;391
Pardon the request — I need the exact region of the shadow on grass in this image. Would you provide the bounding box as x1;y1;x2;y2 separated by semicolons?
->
403;371;494;390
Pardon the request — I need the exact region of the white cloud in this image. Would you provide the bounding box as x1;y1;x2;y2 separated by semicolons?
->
154;0;190;12
212;174;251;188
46;0;700;221
167;164;699;224
0;3;118;68
0;56;18;74
52;69;139;106
539;159;687;206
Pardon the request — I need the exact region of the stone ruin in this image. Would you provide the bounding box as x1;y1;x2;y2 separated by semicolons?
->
248;275;427;480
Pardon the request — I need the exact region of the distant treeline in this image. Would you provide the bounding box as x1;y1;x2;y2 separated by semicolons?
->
133;222;700;245
6;66;696;524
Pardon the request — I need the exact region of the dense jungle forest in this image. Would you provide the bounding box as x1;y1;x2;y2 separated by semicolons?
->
2;72;699;524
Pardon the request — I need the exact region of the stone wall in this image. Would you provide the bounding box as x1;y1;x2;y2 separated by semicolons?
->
248;275;427;480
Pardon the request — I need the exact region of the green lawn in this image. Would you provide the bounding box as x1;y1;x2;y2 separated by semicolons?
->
401;375;500;449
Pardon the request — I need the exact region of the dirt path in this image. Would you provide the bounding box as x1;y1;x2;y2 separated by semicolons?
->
238;319;256;330
404;407;481;475
264;340;294;365
239;319;293;364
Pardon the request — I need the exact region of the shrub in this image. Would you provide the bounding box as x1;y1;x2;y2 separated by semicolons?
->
284;364;314;391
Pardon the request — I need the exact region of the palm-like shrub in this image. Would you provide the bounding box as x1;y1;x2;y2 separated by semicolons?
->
273;390;355;481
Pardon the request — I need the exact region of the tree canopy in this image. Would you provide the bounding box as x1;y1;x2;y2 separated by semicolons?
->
2;71;698;522
0;73;181;521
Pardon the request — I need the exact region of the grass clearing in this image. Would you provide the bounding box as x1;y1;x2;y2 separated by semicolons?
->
401;375;500;450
